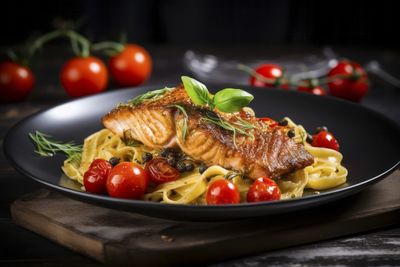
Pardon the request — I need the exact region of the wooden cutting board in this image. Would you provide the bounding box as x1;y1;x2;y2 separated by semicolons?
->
11;171;400;266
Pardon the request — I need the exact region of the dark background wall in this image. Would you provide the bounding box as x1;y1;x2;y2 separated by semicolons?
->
1;0;398;47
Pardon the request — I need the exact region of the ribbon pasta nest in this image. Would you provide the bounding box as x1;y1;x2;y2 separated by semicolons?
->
62;116;348;204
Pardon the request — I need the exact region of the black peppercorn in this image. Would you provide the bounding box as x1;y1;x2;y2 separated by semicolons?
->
278;119;288;126
199;163;208;174
176;161;187;173
160;147;177;157
287;129;295;138
184;161;195;172
166;154;177;167
306;134;313;144
141;152;153;163
315;126;328;133
109;157;120;167
176;151;186;161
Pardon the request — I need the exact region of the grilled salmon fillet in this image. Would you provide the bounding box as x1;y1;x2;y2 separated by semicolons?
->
102;85;314;179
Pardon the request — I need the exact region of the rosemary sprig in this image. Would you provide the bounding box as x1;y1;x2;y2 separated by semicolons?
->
29;131;82;162
127;87;173;106
169;104;189;142
233;116;257;131
201;112;254;147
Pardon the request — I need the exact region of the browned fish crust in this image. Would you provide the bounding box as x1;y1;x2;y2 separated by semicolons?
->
103;85;314;179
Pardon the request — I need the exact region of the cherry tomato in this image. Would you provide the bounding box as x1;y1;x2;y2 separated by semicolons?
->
106;162;149;199
0;61;34;102
297;79;326;96
83;159;112;194
327;60;368;102
247;177;281;202
60;56;108;98
145;157;180;184
259;117;278;128
250;64;289;89
206;179;240;205
298;85;326;96
109;44;152;87
312;131;340;151
310;86;326;96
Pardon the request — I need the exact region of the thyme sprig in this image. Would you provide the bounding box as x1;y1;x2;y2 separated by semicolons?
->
168;104;189;142
29;131;82;163
224;171;241;180
127;87;173;106
201;112;255;147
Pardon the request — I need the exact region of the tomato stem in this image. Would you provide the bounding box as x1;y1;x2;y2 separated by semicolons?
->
65;30;91;57
6;50;19;62
27;29;91;59
91;41;125;56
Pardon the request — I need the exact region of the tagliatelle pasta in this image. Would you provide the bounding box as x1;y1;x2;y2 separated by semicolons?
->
284;117;348;191
62;115;348;204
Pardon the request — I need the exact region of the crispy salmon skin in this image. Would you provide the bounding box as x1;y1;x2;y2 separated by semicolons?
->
102;85;313;179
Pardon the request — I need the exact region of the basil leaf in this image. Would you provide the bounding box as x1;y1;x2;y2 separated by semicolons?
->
181;76;211;106
213;88;254;113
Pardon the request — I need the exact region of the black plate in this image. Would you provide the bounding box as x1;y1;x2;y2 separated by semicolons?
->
4;84;400;221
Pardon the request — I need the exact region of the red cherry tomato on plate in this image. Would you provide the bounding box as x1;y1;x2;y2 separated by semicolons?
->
83;159;112;194
206;179;240;205
109;44;152;87
107;162;149;199
250;64;288;89
145;157;180;184
247;177;281;202
0;61;34;102
328;60;368;102
312;131;340;151
60;56;108;98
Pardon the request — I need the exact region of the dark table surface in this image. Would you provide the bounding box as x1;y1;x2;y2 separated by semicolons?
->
1;45;399;266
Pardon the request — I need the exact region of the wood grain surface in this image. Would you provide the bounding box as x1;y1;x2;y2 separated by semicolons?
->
10;171;400;266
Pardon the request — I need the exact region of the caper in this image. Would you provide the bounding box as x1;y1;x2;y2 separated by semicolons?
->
109;157;120;167
141;152;153;163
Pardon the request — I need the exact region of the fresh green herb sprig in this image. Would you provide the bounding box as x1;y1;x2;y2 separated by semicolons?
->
181;76;212;106
201;112;255;147
127;87;173;106
168;104;189;142
181;76;253;113
180;76;256;145
224;171;241;180
122;77;255;146
29;131;82;163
